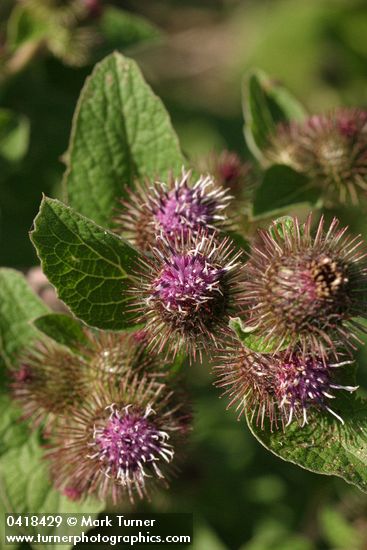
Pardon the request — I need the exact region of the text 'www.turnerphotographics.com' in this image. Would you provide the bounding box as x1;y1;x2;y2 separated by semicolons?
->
5;513;193;547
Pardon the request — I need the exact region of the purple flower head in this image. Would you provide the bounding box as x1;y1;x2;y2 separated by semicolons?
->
132;230;246;361
205;150;255;199
47;373;191;503
244;215;367;359
115;170;232;252
152;252;224;311
274;353;357;427
267;108;367;204
215;346;357;430
89;404;174;493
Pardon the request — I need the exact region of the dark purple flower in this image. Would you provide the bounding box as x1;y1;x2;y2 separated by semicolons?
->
89;404;173;492
215;346;357;430
131;230;246;361
244;215;367;358
47;373;191;503
114;170;232;252
273;353;357;426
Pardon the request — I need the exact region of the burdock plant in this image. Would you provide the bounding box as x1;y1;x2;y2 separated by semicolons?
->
131;230;246;360
115;170;232;252
5;55;367;515
12;340;90;429
215;346;357;429
267;109;367;204
12;330;165;429
46;373;190;503
202;149;255;199
243;215;367;358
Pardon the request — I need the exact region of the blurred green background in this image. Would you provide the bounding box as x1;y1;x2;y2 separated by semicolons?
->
2;1;367;548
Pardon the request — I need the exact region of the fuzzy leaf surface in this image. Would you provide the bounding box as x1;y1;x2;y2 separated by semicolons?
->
247;390;367;493
63;52;184;227
0;269;49;374
31;197;142;331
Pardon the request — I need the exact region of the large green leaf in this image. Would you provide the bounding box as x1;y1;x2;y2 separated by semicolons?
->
253;165;321;216
247;390;367;493
30;196;142;331
243;69;307;161
0;269;49;374
63;52;185;227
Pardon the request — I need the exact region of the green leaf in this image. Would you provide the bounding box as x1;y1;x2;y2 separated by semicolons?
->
0;269;49;373
33;313;90;354
0;109;30;163
253;165;321;216
229;317;289;354
6;4;48;50
0;394;29;457
98;7;161;55
243;69;307;161
320;506;363;549
63;52;185;227
247;390;367;494
0;396;104;548
30;196;142;331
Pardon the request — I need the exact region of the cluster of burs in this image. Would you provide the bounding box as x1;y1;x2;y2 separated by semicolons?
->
13;107;367;504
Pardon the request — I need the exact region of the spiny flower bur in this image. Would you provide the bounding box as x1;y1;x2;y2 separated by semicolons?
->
267;109;367;204
244;215;367;358
132;230;246;361
204;149;255;199
215;347;357;430
271;351;357;427
12;340;89;428
12;330;165;429
114;169;232;251
85;330;165;380
46;374;191;503
214;348;276;429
